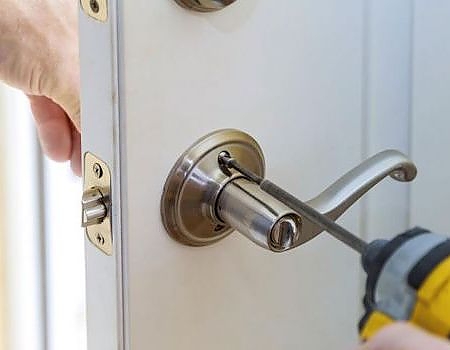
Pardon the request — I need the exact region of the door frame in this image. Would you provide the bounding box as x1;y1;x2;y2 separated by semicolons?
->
79;1;125;348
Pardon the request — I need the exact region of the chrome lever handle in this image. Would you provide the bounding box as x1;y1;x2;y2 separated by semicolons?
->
301;150;417;242
160;129;418;253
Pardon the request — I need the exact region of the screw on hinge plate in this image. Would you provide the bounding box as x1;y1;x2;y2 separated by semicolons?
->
80;0;108;22
82;152;113;255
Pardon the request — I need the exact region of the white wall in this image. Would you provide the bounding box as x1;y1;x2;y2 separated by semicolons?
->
43;160;86;350
0;85;45;350
0;83;8;350
0;87;87;350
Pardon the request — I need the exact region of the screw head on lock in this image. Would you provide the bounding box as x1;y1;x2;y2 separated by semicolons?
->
96;233;105;245
93;163;103;179
90;0;100;13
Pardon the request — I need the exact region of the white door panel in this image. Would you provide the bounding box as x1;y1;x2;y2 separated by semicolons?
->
363;0;413;240
122;1;363;349
411;1;450;232
78;1;428;349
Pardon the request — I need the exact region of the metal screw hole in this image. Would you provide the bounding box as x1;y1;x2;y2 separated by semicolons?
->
90;0;100;13
214;224;225;232
93;163;103;179
96;233;105;245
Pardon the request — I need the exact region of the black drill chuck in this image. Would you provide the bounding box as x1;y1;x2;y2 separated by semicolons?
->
361;239;389;273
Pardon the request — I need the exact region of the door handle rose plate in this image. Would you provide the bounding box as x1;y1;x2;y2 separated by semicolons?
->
174;0;237;12
161;129;265;246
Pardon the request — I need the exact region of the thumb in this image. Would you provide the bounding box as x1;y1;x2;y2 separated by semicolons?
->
360;323;450;350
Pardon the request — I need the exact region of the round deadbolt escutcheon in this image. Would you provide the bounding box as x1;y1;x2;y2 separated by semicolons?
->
161;129;265;246
174;0;237;12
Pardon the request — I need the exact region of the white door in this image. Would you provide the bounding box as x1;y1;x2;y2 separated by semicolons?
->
79;1;448;349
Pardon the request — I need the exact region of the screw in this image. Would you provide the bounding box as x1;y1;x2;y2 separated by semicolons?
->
218;151;233;176
214;224;225;232
93;163;103;179
96;233;105;246
90;0;100;13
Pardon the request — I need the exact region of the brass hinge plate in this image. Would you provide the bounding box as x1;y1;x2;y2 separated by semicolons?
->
80;0;108;22
82;152;113;255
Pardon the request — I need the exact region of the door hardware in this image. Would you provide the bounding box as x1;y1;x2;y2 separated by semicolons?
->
82;152;113;255
82;188;107;227
174;0;237;12
80;0;108;22
161;129;417;252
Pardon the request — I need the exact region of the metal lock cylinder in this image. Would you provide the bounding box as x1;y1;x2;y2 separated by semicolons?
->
216;178;302;252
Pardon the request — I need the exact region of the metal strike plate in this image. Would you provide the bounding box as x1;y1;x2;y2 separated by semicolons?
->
174;0;237;12
80;0;108;22
82;152;112;255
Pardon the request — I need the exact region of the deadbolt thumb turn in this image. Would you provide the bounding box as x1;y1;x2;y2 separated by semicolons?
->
161;129;417;252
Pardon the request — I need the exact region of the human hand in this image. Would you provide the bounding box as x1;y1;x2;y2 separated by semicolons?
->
0;1;81;175
358;323;450;350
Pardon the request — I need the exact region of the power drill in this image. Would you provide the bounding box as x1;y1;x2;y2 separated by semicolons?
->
257;181;450;340
221;154;450;340
359;227;450;340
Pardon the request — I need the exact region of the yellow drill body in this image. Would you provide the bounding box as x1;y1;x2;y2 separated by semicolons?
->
360;229;450;340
